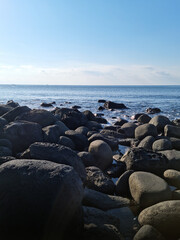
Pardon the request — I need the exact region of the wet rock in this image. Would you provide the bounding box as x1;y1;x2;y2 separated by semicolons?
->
114;118;128;126
40;102;53;107
88;140;113;171
121;122;137;138
98;99;106;103
75;126;89;136
83;110;96;121
146;107;161;114
172;118;180;127
0;159;83;240
137;114;151;124
1;106;31;123
58;136;75;149
4;121;43;154
133;225;165;240
131;113;144;120
152;139;172;151
72;105;81;109
78;151;96;167
115;170;134;198
149;115;172;133
164;124;180;139
65;130;89;151
29;142;86;182
86;121;102;131
129;171;171;208
138;136;155;150
164;169;180;189
95;117;108;124
98;106;105;111
85;166;115;194
138;200;180;239
104;101;127;109
135;123;158;140
83;188;130;211
6;100;19;108
121;148;169;176
16;109;57;127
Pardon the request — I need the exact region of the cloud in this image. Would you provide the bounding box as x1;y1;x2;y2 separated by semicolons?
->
0;63;179;85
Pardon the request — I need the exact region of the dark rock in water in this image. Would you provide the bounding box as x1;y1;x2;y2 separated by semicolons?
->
0;104;13;116
0;159;83;240
101;129;124;139
85;166;115;194
88;133;119;151
149;115;172;133
138;136;155;150
43;124;63;143
114;118;128;126
152;139;172;151
65;130;89;151
88;140;113;170
137;114;151;124
41;102;53;107
0;117;8;129
98;99;106;103
2;106;31;123
95;117;108;124
121;122;137;138
72;105;81;109
75;126;89;136
105;162;126;178
115;170;134;198
104;125;120;131
135;123;158;140
16;109;57;127
4;121;43;154
58;136;75;149
146;107;161;114
131;113;144;120
29;142;86;182
121;148;169;176
95;113;104;117
98;106;105;111
78;151;96;167
83;188;130;211
133;225;165;240
0;146;12;157
83;110;96;121
0;138;12;149
6;100;19;108
164;124;180;139
55;108;88;130
86;121;102;131
104;101;127;109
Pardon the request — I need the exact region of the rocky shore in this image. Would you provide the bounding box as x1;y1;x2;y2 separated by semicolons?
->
0;100;180;240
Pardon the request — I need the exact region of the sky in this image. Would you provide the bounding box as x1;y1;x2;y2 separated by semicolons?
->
0;0;180;85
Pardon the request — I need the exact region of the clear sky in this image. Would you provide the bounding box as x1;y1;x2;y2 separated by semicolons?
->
0;0;180;85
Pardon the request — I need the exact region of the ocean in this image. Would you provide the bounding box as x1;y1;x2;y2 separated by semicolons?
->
0;85;179;124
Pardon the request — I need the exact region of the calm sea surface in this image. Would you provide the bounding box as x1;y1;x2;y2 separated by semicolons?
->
0;85;179;123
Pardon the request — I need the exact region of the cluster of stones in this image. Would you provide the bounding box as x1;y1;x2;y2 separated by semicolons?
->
0;100;180;239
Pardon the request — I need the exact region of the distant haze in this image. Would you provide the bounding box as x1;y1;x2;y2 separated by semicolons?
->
0;0;180;85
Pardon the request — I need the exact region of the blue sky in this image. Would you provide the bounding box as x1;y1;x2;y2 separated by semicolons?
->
0;0;180;85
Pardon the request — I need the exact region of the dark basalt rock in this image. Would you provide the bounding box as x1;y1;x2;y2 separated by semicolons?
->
0;104;13;116
2;106;31;123
146;107;161;114
137;114;151;124
58;136;75;149
78;151;96;167
121;147;169;176
98;106;105;111
75;126;89;136
98;99;106;103
43;124;63;143
40;102;53;107
104;101;127;110
6;100;19;108
29;142;86;182
65;130;89;151
105;162;126;178
0;160;83;240
114;118;128;126
72;105;81;109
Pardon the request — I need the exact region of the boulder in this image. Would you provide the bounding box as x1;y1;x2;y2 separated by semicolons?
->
72;105;81;109
16;109;57;127
146;107;161;114
100;129;125;139
137;114;151;124
172;190;180;200
6;100;19;108
129;171;171;208
105;162;126;178
104;101;127;109
121;148;169;176
75;126;89;136
1;106;31;123
98;99;106;103
131;113;144;120
43;124;63;143
95;116;108;124
0;117;8;129
85;166;115;194
114;118;128;126
164;169;180;189
152;139;172;151
149;115;172;133
0;159;84;240
4;121;43;154
172;118;180;127
58;136;75;149
0;104;13;116
88;140;113;170
40;102;53;107
120;122;137;138
133;225;165;240
164;124;180;139
86;121;102;130
65;130;89;151
170;137;180;150
78;151;96;167
0;146;12;157
55;120;69;133
83;188;130;211
135;123;158;140
83;110;96;121
29;142;86;182
0;138;12;149
138;200;180;239
98;106;105;111
159;150;180;170
138;136;155;150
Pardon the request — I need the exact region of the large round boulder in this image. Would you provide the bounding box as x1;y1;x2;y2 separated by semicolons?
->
164;124;180;139
65;130;89;151
135;123;158;140
121;122;137;138
1;106;31;123
133;225;165;240
88;140;113;170
164;169;180;189
152;139;172;151
138;200;180;239
0;159;84;240
138;136;155;150
149;115;172;133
